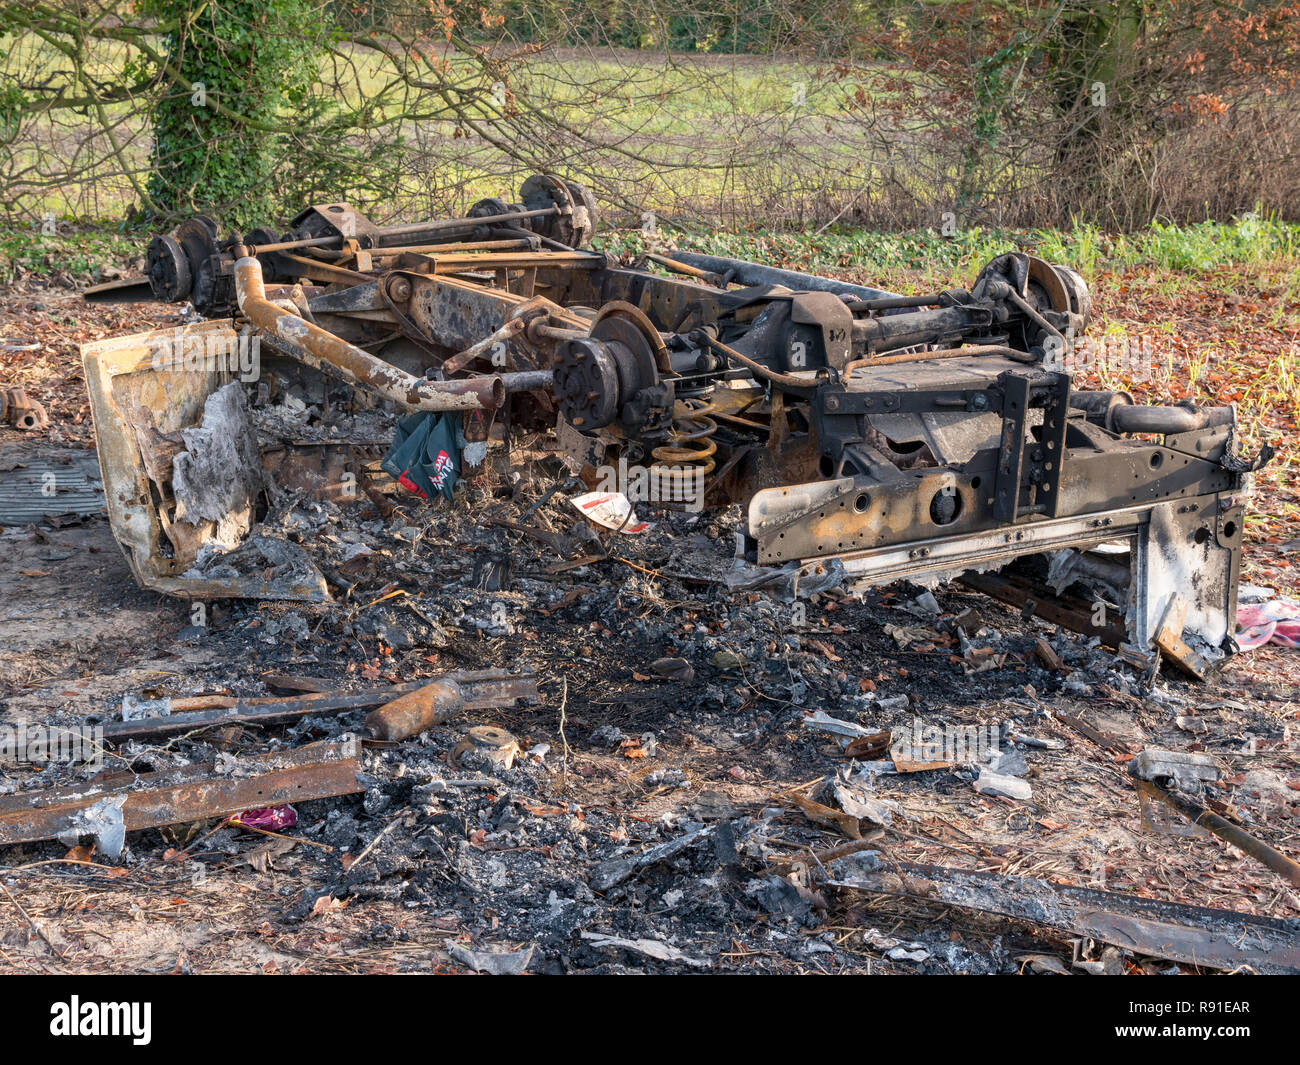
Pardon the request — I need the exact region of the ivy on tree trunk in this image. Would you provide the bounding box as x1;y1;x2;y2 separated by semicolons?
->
145;0;318;226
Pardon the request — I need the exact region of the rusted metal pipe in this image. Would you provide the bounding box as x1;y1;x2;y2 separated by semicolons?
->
1139;782;1300;888
530;322;589;342
440;316;529;376
234;254;504;411
363;678;465;741
497;370;553;390
643;252;719;281
701;335;819;394
845;293;958;311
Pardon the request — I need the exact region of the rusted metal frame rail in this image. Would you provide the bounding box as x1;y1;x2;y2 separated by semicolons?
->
960;570;1130;648
0;741;362;848
759;420;1237;566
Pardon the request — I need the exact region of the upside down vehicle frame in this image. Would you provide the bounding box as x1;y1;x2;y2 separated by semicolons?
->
80;174;1271;679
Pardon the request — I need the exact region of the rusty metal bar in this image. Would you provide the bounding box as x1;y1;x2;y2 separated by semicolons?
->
277;253;374;284
667;250;898;300
643;252;718;281
245;209;560;256
234;254;504;411
0;741;362;849
1139;782;1300;888
370;238;534;256
101;670;539;742
267;238;536;260
959;570;1130;649
427;251;601;274
379;206;559;240
530;323;589;342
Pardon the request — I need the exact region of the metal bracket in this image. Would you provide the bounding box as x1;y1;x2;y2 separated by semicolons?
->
994;371;1069;523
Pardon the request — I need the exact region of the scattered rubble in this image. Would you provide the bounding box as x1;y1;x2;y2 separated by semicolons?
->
0;183;1294;976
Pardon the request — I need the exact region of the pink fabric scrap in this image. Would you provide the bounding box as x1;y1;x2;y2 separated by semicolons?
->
232;805;298;831
1236;600;1300;650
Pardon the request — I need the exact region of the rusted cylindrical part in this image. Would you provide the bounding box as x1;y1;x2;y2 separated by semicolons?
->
854;305;988;352
498;370;553;390
1070;390;1134;431
234;256;503;411
363;679;466;742
529;322;588;342
1146;784;1300;888
644;252;718;281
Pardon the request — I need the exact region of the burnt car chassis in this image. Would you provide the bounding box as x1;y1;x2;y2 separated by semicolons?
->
81;174;1267;678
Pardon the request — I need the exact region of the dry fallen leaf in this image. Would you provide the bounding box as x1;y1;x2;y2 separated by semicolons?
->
310;894;349;917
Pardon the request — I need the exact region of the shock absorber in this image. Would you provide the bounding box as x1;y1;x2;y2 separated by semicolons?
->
650;396;717;507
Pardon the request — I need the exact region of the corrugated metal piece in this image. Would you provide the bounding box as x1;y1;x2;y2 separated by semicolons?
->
0;455;105;525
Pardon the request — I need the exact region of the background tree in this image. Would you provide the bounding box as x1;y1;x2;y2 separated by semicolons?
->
0;0;1296;231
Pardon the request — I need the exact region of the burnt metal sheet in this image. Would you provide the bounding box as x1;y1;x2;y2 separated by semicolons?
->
80;320;333;602
828;861;1300;973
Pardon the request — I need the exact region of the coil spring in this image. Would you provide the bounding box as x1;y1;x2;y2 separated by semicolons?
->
650;397;717;504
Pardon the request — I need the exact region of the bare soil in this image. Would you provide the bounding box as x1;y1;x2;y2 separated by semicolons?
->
0;276;1296;976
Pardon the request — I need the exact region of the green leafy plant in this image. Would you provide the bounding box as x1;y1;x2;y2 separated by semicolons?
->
144;0;319;225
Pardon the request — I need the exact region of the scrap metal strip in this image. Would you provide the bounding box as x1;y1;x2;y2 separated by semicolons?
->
828;860;1300;973
0;741;361;847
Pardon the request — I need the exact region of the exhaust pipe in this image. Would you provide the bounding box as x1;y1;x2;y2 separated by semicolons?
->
1110;402;1234;436
233;254;504;411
